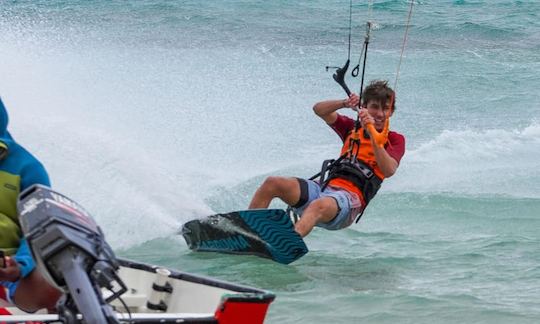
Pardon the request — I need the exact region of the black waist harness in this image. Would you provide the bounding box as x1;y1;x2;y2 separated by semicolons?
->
319;156;383;206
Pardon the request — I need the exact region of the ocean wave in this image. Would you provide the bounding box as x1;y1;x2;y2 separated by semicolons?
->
416;20;522;38
387;123;540;198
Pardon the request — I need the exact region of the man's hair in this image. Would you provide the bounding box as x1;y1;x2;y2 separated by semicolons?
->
362;80;396;111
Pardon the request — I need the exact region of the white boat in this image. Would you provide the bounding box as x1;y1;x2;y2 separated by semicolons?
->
1;257;275;323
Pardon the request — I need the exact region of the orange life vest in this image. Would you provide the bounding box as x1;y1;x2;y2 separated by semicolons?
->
326;127;386;206
340;127;386;180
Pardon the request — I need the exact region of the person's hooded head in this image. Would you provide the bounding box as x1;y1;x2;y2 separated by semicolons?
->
0;96;49;184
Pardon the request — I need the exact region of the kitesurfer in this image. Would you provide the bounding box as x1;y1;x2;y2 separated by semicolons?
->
248;80;405;237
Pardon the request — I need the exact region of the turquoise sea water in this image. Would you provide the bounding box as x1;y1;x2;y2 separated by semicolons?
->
1;1;539;323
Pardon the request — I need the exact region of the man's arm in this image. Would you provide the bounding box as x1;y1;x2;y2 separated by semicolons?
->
21;160;50;191
372;144;398;178
313;94;359;124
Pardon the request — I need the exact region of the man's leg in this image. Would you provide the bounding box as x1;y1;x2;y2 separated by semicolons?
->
249;176;301;209
13;270;61;312
294;197;339;237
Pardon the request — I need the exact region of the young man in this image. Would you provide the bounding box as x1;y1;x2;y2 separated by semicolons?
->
249;80;405;237
0;97;61;312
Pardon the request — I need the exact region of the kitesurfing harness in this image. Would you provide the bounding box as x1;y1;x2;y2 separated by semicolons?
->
310;122;387;223
319;156;382;205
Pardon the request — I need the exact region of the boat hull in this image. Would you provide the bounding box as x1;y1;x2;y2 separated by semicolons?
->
0;258;275;323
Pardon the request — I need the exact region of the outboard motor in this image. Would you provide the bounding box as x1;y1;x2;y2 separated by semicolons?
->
17;185;127;324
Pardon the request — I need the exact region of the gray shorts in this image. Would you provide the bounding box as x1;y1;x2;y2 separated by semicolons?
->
291;178;363;230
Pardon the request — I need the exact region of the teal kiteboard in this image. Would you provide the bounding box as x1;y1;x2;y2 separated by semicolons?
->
181;209;308;264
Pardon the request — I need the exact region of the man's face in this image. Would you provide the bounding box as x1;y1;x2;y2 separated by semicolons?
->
365;99;393;131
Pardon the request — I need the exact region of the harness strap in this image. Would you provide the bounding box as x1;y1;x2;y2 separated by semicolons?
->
320;157;382;208
319;158;336;191
309;153;347;181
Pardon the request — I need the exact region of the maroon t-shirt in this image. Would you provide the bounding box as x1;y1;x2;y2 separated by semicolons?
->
330;114;405;164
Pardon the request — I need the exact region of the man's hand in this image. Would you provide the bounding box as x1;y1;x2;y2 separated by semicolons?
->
343;93;360;110
359;108;375;126
0;256;21;282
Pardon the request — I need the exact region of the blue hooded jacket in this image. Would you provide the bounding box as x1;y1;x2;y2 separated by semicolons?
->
0;97;50;277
